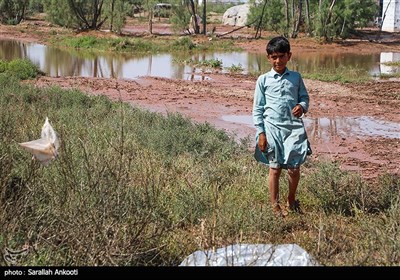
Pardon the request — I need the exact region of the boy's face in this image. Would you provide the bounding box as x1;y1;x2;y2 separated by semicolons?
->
268;52;292;74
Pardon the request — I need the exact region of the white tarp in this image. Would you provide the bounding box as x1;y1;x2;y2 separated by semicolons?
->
179;243;320;266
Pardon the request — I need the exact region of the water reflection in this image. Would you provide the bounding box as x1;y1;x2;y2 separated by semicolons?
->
0;40;212;80
303;116;400;140
380;52;400;74
221;115;400;140
1;39;399;80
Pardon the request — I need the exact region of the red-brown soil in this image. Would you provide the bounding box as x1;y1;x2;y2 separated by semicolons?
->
1;17;399;180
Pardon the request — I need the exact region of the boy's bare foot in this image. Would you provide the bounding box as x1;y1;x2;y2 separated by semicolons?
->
286;200;303;214
273;203;288;217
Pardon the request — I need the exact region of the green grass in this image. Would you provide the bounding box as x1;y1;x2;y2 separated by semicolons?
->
301;65;371;83
247;64;373;83
173;57;224;72
226;63;244;74
0;70;400;266
50;35;242;54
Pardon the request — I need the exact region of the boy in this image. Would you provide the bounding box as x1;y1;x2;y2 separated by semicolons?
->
252;36;310;217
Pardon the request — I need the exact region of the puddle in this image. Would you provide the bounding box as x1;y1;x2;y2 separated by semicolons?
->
1;39;400;80
0;40;210;80
303;116;400;140
221;115;400;140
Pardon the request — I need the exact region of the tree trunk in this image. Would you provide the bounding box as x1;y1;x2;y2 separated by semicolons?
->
16;0;28;24
91;0;104;30
305;0;310;35
292;0;303;38
255;0;268;39
189;0;199;34
284;0;289;37
68;0;90;29
202;0;206;35
148;10;153;34
68;0;105;30
323;0;336;41
109;0;116;31
291;0;296;38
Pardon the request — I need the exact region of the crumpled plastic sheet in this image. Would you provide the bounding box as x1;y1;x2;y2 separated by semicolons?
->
179;243;320;266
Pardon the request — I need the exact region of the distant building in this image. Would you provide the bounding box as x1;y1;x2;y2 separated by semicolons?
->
382;0;400;32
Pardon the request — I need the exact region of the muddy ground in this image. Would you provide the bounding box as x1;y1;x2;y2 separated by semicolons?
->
1;17;399;180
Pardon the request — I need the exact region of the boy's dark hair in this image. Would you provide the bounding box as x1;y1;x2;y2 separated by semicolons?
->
266;36;290;55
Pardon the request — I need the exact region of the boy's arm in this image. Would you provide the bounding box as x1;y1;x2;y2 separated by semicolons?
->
297;75;309;113
253;76;266;135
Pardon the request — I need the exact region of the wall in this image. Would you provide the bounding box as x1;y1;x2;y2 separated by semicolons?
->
382;0;400;32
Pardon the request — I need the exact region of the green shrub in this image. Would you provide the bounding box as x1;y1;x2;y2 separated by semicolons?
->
304;162;398;215
65;36;99;49
172;37;196;51
6;59;42;80
0;59;7;73
226;63;244;74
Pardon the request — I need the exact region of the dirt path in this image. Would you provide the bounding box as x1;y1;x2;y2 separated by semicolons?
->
2;18;400;180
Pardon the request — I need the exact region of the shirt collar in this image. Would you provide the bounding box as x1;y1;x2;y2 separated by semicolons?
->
269;67;290;78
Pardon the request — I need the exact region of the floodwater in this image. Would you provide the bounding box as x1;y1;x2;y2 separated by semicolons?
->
1;39;400;80
1;39;399;141
221;115;400;142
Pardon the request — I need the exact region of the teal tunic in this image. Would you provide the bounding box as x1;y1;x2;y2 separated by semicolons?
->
253;67;310;169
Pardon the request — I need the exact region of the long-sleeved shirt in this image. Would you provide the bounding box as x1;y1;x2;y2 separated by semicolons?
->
253;67;310;169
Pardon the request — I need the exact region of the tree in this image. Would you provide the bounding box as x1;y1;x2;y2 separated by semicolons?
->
67;0;107;30
314;0;337;41
43;0;108;30
248;0;285;35
248;0;379;41
169;0;202;35
291;0;302;38
313;0;378;41
43;0;73;27
170;3;191;34
29;0;44;13
103;0;129;34
254;0;268;39
0;0;29;24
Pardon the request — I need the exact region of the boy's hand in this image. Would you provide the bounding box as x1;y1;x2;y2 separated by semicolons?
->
258;132;267;152
292;104;304;118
